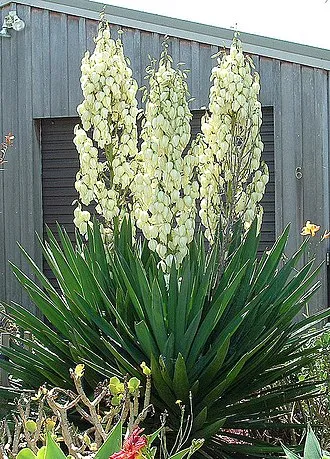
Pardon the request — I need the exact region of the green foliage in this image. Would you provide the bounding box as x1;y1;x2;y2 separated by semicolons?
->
44;433;66;459
282;425;330;459
95;422;122;459
17;448;46;459
1;219;328;457
16;428;120;459
15;424;202;459
294;329;330;449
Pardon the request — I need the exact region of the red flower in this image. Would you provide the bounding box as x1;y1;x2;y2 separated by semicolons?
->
110;427;148;459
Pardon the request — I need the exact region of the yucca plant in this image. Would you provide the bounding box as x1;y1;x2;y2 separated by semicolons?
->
1;21;327;459
1;218;328;458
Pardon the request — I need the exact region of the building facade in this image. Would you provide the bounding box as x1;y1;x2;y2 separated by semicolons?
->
0;0;329;313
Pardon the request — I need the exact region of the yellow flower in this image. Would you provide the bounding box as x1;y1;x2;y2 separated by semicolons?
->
90;443;98;451
45;418;56;431
109;376;124;395
25;419;37;433
74;364;85;378
83;434;91;445
301;221;320;237
140;362;151;376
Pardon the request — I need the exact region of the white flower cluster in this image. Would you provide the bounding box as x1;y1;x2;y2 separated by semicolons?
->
73;23;139;237
198;35;269;243
132;47;199;268
73;202;91;235
73;25;270;266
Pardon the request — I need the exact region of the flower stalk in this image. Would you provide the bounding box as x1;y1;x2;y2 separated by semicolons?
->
197;33;268;269
74;21;139;241
132;41;199;269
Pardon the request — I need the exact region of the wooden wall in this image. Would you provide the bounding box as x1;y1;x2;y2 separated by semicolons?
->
0;2;329;312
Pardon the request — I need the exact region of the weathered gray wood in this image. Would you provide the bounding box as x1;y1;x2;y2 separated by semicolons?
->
301;67;315;217
292;63;303;240
140;30;157;87
31;7;45;117
0;333;10;386
68;15;83;116
279;62;299;246
300;66;327;312
16;5;36;309
259;56;275;107
180;38;193;69
30;121;43;316
86;18;97;52
272;59;284;235
179;38;192;101
41;8;51;117
2;4;21;306
311;68;329;311
190;41;200;110
170;36;180;68
50;12;69;116
0;6;7;303
151;31;161;64
198;42;212;108
132;27;142;105
252;54;260;73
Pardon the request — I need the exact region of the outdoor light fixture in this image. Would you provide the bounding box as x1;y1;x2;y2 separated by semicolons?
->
0;11;25;38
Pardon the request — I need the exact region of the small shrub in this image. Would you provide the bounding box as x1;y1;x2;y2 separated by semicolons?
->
296;330;330;449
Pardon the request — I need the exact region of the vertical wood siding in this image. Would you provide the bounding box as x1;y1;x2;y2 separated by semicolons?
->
0;2;329;311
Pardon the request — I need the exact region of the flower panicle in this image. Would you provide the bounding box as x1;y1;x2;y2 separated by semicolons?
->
131;42;199;270
197;36;268;244
74;22;139;241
